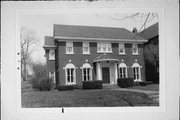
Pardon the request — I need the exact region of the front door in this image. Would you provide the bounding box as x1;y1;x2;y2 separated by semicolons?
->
102;67;110;83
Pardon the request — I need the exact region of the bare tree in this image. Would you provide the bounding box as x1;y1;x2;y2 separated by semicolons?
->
20;27;40;81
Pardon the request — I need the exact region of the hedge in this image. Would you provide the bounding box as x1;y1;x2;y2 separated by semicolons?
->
117;78;134;88
57;85;74;91
82;80;103;89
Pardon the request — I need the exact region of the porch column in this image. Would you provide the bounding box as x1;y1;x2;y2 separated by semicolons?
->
114;62;118;84
96;62;102;80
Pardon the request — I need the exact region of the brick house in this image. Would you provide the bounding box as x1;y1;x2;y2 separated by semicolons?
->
43;24;148;87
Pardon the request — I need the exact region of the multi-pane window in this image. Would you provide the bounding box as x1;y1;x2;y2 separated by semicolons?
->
132;63;141;81
49;49;55;60
65;63;76;85
81;63;92;81
83;68;91;81
66;42;73;54
119;43;125;54
132;43;138;54
97;43;112;53
118;63;127;79
83;42;90;54
67;68;75;84
49;72;55;83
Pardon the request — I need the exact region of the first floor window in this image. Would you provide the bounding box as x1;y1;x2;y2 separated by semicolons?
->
118;63;127;79
49;72;55;83
81;63;92;81
132;63;141;81
64;63;76;85
67;68;75;83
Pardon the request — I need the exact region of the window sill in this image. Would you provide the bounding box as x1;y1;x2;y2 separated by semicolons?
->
119;53;126;55
132;53;139;55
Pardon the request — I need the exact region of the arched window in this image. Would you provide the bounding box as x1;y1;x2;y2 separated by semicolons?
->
132;63;142;81
118;63;128;78
64;63;76;85
81;63;92;81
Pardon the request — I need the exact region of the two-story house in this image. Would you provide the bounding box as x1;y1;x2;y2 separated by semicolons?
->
43;24;148;87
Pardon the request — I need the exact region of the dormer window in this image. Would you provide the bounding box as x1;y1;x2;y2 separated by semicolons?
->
132;43;139;55
83;42;90;54
97;43;112;53
49;49;55;60
119;43;125;54
66;42;74;54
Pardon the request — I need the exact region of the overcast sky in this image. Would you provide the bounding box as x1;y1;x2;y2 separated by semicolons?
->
20;13;158;64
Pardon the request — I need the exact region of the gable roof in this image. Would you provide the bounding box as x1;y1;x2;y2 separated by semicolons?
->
54;24;146;41
139;23;159;40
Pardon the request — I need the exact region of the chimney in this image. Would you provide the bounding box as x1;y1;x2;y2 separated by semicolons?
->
132;27;138;33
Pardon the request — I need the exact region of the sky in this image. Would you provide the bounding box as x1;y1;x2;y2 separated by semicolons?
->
20;13;158;64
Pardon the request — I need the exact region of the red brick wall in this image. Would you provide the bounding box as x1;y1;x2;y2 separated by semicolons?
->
56;41;146;86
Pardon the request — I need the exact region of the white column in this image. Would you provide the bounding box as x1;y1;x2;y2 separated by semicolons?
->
114;62;118;84
96;62;102;80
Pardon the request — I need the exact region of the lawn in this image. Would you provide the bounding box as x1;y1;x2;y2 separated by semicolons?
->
22;89;159;107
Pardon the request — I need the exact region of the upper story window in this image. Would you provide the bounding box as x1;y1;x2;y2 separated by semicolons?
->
49;49;55;60
132;43;139;55
66;42;74;54
97;43;112;53
83;42;90;54
119;43;125;54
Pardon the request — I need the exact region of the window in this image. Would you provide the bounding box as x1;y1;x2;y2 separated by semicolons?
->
66;42;73;54
119;43;125;54
81;63;92;81
132;63;141;81
132;44;138;55
118;63;127;79
97;43;112;53
83;42;90;54
49;49;55;60
64;63;76;85
49;72;55;83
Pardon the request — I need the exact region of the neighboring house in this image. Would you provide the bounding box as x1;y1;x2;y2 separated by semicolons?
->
140;23;159;83
43;24;148;87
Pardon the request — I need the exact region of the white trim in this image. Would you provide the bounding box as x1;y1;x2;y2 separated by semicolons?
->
119;43;126;55
97;42;112;53
64;63;76;85
54;36;148;43
131;63;142;81
118;63;128;78
49;49;55;60
49;72;56;83
132;43;139;55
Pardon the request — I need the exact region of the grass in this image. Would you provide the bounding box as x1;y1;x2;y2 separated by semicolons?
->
128;84;159;91
22;89;159;107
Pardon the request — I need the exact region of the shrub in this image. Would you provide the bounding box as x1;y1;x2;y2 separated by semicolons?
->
57;85;74;91
117;78;134;88
82;80;103;89
31;77;52;91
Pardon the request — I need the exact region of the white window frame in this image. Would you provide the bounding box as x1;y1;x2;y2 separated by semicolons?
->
97;43;112;53
119;43;125;55
66;42;74;54
83;42;90;54
132;63;142;82
49;72;55;83
132;43;139;55
118;63;128;79
64;63;76;85
81;63;92;81
49;49;55;60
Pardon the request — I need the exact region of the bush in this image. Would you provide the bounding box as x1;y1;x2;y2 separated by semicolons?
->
57;85;74;91
117;78;134;88
31;77;52;91
82;80;103;89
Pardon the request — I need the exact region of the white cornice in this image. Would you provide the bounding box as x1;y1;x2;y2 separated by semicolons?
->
54;36;148;43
